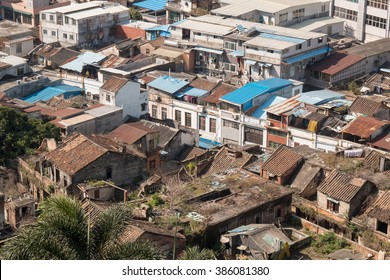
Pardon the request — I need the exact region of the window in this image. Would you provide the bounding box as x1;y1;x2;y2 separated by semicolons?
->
94;189;100;199
224;63;236;72
17;67;24;76
223;119;239;129
65;16;69;24
63;33;67;39
42;14;46;20
296;44;302;50
4;8;14;21
292;8;305;19
327;199;339;213
279;12;288;23
148;139;155;151
185;112;191;127
268;141;280;149
307;39;311;47
49;15;54;22
199;116;206;131
347;0;359;2
367;0;387;10
194;32;201;36
55;169;60;183
51;30;56;36
72;19;76;25
106;167;112;179
70;34;74;40
321;4;326;12
268;129;287;137
161;107;167;120
209;118;216;133
175;110;181;123
224;41;237;50
141;103;147;111
146;49;150;54
274;207;282;218
376;220;388;235
152;105;157;118
244;128;263;145
366;15;387;29
23;14;32;25
149;159;156;169
106;94;111;102
16;43;22;53
318;37;323;44
334;7;358;21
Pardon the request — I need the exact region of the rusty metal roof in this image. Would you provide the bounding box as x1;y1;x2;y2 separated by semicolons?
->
101;76;129;93
261;145;303;176
203;83;237;104
264;95;302;116
310;52;364;75
107;123;158;145
317;170;367;202
349;96;387;117
370;132;390;152
342;116;389;138
189;78;219;93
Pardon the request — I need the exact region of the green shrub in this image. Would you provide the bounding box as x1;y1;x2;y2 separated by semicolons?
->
311;232;350;255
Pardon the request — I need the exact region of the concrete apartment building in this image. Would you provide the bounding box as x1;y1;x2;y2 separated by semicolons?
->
212;0;331;27
1;0;70;27
170;15;330;82
333;0;390;42
166;0;220;23
40;1;129;48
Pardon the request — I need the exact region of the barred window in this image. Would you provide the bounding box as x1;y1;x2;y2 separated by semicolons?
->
367;0;388;10
161;107;167;120
334;7;358;21
224;63;236;72
268;141;281;149
366;15;387;29
223;119;239;129
292;8;305;19
199;116;206;131
152;105;157;118
175;110;181;124
224;41;237;51
244;128;263;145
185;112;192;127
209;118;216;133
279;12;288;23
268;129;287;137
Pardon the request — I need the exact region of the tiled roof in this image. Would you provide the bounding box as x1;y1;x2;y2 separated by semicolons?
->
140;120;179;148
310;52;364;75
189;78;219;93
203;83;237;104
366;191;390;224
204;146;254;175
317;170;367;202
107;123;158;145
342;116;389;138
101;76;129;93
261;145;303;176
48;108;84;119
176;145;207;162
45;134;140;175
349;97;385;117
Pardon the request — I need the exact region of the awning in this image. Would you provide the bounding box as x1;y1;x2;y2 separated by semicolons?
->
229;50;244;57
245;59;257;66
283;46;332;64
260;63;272;68
173;92;185;98
327;197;339;204
193;46;223;55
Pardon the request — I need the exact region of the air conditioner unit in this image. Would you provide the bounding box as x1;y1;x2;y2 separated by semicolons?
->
297;18;303;23
314;13;319;18
233;114;239;120
265;120;272;126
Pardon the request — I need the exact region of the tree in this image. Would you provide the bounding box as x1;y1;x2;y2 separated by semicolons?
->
1;196;163;260
348;81;360;95
0;107;61;166
178;246;216;260
129;7;143;20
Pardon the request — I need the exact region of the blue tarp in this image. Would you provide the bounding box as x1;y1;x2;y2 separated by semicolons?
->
283;46;331;64
22;85;83;103
134;0;167;11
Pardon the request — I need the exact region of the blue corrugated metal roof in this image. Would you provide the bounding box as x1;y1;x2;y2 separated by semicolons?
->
146;24;170;32
182;86;208;97
236;25;245;32
220;78;292;105
171;19;187;26
147;75;189;94
22;85;83;103
134;0;166;11
199;138;221;149
259;33;305;44
283;46;331;64
251;96;287;119
297;89;344;105
61;52;106;72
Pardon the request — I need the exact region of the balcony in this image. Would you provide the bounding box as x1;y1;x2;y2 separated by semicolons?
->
191;7;208;16
166;1;182;12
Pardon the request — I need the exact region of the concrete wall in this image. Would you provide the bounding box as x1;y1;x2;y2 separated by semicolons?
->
5;38;34;57
3;76;54;99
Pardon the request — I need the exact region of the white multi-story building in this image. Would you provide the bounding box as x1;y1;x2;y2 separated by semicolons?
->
212;0;331;27
170;15;330;82
40;1;129;48
333;0;390;42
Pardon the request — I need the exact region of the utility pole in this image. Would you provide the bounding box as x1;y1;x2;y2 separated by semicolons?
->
172;212;180;260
